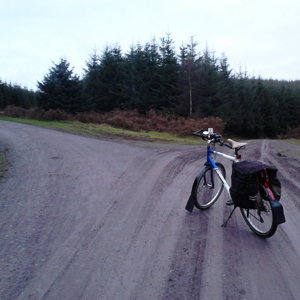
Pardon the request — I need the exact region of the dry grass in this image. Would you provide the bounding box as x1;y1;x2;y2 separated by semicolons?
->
3;106;225;136
76;109;225;136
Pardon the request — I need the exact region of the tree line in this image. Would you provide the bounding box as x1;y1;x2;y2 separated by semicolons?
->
1;35;299;138
0;81;37;109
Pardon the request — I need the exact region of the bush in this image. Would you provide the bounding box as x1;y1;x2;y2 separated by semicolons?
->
76;112;104;123
84;109;225;136
26;107;45;119
41;109;72;121
4;105;27;118
286;127;300;139
3;106;225;136
4;106;73;121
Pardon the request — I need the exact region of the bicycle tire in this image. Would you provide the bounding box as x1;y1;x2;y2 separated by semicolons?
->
194;162;226;210
240;196;278;238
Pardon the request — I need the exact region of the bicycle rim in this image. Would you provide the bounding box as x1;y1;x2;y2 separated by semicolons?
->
240;199;277;238
195;163;225;210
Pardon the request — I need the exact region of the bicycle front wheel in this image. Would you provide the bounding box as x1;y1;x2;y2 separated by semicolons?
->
240;198;277;238
194;163;226;210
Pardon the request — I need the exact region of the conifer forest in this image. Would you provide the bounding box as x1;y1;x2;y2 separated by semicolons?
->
1;35;300;138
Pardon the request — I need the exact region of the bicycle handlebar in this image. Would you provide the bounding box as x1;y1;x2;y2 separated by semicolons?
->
193;129;245;151
193;129;222;143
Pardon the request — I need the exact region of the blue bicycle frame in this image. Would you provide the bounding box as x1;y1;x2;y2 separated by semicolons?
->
205;140;240;195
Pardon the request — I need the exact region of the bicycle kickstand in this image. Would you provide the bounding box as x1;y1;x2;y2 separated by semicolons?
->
221;206;237;227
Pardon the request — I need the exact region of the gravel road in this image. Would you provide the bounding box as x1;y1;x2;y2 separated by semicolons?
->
0;120;300;300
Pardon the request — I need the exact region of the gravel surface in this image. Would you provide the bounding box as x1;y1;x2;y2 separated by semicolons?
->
0;120;300;300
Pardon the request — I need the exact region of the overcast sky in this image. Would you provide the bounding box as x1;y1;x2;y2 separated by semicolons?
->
1;0;300;90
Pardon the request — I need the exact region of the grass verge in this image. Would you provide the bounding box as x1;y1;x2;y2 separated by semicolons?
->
0;116;203;145
287;139;300;145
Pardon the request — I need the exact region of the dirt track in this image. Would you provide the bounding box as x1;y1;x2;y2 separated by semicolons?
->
0;120;300;300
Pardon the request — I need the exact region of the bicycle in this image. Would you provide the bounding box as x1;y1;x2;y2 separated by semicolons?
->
185;129;284;238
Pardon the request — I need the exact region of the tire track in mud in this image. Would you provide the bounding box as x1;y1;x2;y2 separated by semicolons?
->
162;148;244;300
128;150;202;300
164;139;300;300
19;147;202;300
258;140;300;209
243;139;300;299
164;140;300;300
1;122;300;300
18;150;174;299
163;212;208;300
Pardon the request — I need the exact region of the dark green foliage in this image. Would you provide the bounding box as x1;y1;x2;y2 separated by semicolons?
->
95;47;128;111
83;37;181;113
178;41;233;120
224;76;300;138
0;81;36;109
157;34;181;111
37;58;86;113
267;80;300;132
1;34;300;138
193;48;226;117
123;40;161;112
82;52;100;111
84;47;129;112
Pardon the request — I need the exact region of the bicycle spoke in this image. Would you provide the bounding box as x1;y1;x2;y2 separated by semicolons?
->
191;129;280;237
194;163;225;210
240;199;277;237
246;209;264;223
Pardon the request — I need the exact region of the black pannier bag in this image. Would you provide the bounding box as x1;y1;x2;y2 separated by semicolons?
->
230;160;282;209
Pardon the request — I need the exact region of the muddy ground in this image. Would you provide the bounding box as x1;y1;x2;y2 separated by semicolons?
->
0;120;300;300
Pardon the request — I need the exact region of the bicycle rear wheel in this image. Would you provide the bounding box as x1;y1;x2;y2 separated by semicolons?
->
194;162;225;210
240;197;277;238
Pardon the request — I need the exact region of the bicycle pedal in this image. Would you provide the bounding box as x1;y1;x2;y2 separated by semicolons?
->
226;200;234;206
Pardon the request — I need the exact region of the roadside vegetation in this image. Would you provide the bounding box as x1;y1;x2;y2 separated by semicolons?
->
2;106;224;135
0;115;206;145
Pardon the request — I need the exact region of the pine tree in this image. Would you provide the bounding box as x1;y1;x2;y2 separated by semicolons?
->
215;54;233;117
0;81;36;109
124;39;161;112
254;79;278;137
124;43;149;111
158;33;181;111
83;52;101;111
142;38;162;111
37;58;85;113
193;48;220;117
178;37;199;117
90;46;128;111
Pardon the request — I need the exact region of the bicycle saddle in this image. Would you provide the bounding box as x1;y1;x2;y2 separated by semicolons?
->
226;139;247;149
